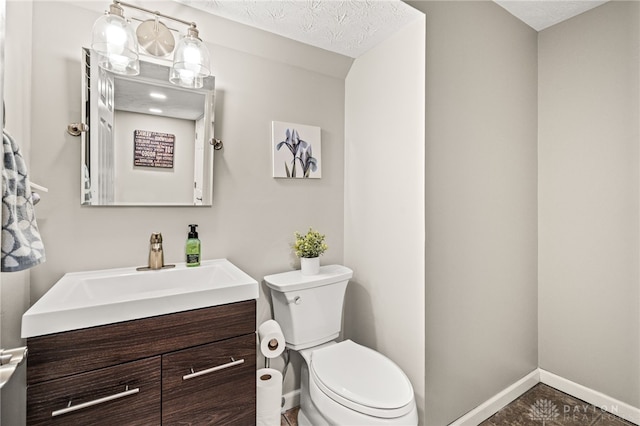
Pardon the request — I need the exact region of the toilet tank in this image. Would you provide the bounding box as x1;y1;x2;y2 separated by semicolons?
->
264;265;353;350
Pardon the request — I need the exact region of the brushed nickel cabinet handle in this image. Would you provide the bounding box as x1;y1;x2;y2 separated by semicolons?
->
51;386;140;417
182;358;245;381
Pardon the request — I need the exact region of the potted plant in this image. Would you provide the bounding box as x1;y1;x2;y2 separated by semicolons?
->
294;228;328;275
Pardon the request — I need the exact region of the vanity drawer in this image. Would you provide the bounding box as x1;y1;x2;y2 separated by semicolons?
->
27;357;161;426
27;300;256;384
162;333;256;425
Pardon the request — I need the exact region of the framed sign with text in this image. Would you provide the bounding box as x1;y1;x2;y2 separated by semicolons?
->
133;130;175;168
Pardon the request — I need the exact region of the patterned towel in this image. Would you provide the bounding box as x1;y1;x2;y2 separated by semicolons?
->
2;130;46;272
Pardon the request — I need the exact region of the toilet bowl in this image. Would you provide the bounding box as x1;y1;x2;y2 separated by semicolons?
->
264;265;418;426
298;340;418;425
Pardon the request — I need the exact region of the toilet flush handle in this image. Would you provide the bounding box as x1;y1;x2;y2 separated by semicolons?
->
286;295;302;305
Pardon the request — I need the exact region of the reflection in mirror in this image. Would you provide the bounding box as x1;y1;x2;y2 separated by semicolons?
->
81;48;215;206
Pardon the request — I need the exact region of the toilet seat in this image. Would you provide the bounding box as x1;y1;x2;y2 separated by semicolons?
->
310;340;415;419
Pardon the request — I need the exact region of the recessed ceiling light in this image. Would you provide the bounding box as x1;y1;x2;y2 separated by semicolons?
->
150;92;167;100
149;108;163;114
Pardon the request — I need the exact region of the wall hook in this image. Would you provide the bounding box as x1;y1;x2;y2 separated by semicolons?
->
67;123;88;136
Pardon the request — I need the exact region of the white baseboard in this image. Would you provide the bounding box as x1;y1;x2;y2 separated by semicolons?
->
281;389;300;413
449;370;540;426
448;368;640;426
539;369;640;425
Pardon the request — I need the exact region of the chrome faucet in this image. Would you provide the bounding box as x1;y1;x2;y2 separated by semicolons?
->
148;232;164;270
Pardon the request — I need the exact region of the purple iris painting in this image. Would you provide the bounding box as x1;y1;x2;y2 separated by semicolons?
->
272;121;322;178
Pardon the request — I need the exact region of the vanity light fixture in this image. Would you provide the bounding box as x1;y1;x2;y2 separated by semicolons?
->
91;0;211;88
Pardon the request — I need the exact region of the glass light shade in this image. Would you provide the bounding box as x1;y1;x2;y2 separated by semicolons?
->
170;32;211;88
169;68;204;89
91;12;140;76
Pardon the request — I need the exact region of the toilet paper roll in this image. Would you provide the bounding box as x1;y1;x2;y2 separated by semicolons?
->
257;368;283;426
258;320;285;359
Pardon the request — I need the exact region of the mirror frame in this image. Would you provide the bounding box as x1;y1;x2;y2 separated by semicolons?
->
81;48;215;206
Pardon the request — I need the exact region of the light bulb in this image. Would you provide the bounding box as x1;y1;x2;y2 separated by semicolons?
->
181;44;202;70
105;24;127;54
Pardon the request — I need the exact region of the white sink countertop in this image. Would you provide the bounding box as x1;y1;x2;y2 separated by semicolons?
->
22;259;259;338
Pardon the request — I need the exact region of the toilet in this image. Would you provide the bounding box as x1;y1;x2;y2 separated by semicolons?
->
264;265;418;426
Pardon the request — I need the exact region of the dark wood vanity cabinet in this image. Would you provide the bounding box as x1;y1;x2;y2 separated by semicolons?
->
26;300;256;425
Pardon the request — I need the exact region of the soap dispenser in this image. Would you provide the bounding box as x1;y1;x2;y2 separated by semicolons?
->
186;224;201;267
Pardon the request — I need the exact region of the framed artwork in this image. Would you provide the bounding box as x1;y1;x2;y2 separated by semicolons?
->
133;130;175;168
272;121;321;178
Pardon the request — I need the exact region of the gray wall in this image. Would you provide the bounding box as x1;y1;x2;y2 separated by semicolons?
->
344;16;426;423
410;1;539;424
538;0;640;409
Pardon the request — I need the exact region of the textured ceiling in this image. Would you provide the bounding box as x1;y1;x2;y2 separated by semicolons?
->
174;1;610;58
175;0;424;58
494;0;609;31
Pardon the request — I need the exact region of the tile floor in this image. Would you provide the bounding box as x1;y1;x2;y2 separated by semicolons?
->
280;384;637;426
480;383;636;426
281;406;299;426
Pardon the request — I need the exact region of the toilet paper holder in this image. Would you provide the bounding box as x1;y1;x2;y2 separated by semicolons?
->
258;320;285;367
264;339;279;368
267;339;279;351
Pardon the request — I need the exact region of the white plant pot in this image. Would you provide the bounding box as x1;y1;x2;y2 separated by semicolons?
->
300;257;320;275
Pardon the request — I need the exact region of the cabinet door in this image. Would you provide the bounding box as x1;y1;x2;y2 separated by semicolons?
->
162;333;256;425
27;357;161;426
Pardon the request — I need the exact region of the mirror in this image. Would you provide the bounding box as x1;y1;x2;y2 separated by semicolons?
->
81;48;215;206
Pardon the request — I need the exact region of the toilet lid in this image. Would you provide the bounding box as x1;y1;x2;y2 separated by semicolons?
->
310;340;414;418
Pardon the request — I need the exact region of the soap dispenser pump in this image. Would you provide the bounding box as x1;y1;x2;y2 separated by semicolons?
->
186;224;201;267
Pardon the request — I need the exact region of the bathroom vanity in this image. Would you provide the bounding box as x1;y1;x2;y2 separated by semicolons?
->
26;300;256;425
21;260;260;425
